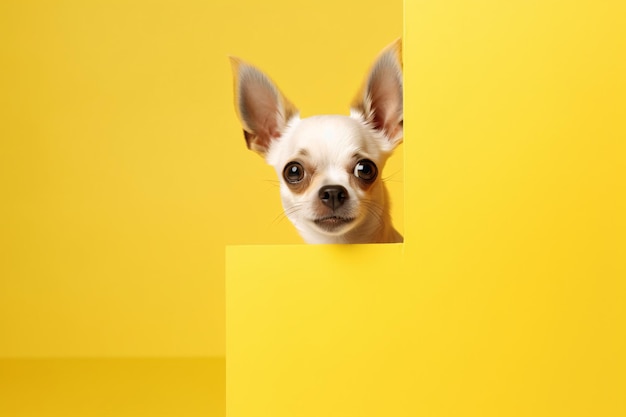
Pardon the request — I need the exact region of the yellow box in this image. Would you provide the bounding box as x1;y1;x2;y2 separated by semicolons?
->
227;0;625;415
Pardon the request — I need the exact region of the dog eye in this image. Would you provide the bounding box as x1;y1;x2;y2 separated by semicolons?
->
354;159;378;182
283;161;305;183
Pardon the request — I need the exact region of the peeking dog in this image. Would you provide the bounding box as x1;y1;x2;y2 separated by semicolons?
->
230;39;403;244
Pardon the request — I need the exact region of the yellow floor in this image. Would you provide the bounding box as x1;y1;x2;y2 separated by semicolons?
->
0;357;225;417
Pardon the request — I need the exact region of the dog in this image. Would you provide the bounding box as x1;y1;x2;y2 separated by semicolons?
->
230;39;403;244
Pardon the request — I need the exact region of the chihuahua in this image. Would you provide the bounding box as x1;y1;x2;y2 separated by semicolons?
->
230;39;403;244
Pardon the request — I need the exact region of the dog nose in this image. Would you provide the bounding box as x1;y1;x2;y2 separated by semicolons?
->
318;185;348;210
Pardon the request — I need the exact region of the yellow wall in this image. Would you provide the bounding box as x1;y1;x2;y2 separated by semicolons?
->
227;0;625;415
0;1;401;356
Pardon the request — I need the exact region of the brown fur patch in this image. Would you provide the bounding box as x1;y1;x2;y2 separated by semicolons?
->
284;160;316;195
349;173;377;192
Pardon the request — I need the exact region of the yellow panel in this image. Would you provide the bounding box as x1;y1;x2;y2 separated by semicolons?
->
227;245;412;416
227;0;625;415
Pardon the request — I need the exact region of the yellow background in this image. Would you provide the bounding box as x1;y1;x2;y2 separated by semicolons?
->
227;0;625;416
2;0;625;415
0;0;402;358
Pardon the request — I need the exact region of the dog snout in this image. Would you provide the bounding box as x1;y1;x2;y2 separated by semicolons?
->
318;185;348;210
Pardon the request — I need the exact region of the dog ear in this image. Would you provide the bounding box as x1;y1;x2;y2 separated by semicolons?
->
229;57;299;156
351;38;403;150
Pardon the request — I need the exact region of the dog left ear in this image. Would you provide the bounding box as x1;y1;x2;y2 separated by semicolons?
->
351;38;403;150
229;57;299;157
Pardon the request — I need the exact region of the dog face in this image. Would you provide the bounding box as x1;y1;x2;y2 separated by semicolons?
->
265;114;398;243
230;39;403;243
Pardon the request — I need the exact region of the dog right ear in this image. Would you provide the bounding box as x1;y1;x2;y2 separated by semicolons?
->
351;38;403;151
229;57;299;156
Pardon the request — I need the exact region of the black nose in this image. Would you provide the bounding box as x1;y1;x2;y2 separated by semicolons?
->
318;185;348;210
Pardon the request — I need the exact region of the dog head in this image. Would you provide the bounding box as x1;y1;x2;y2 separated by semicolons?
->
230;39;403;243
